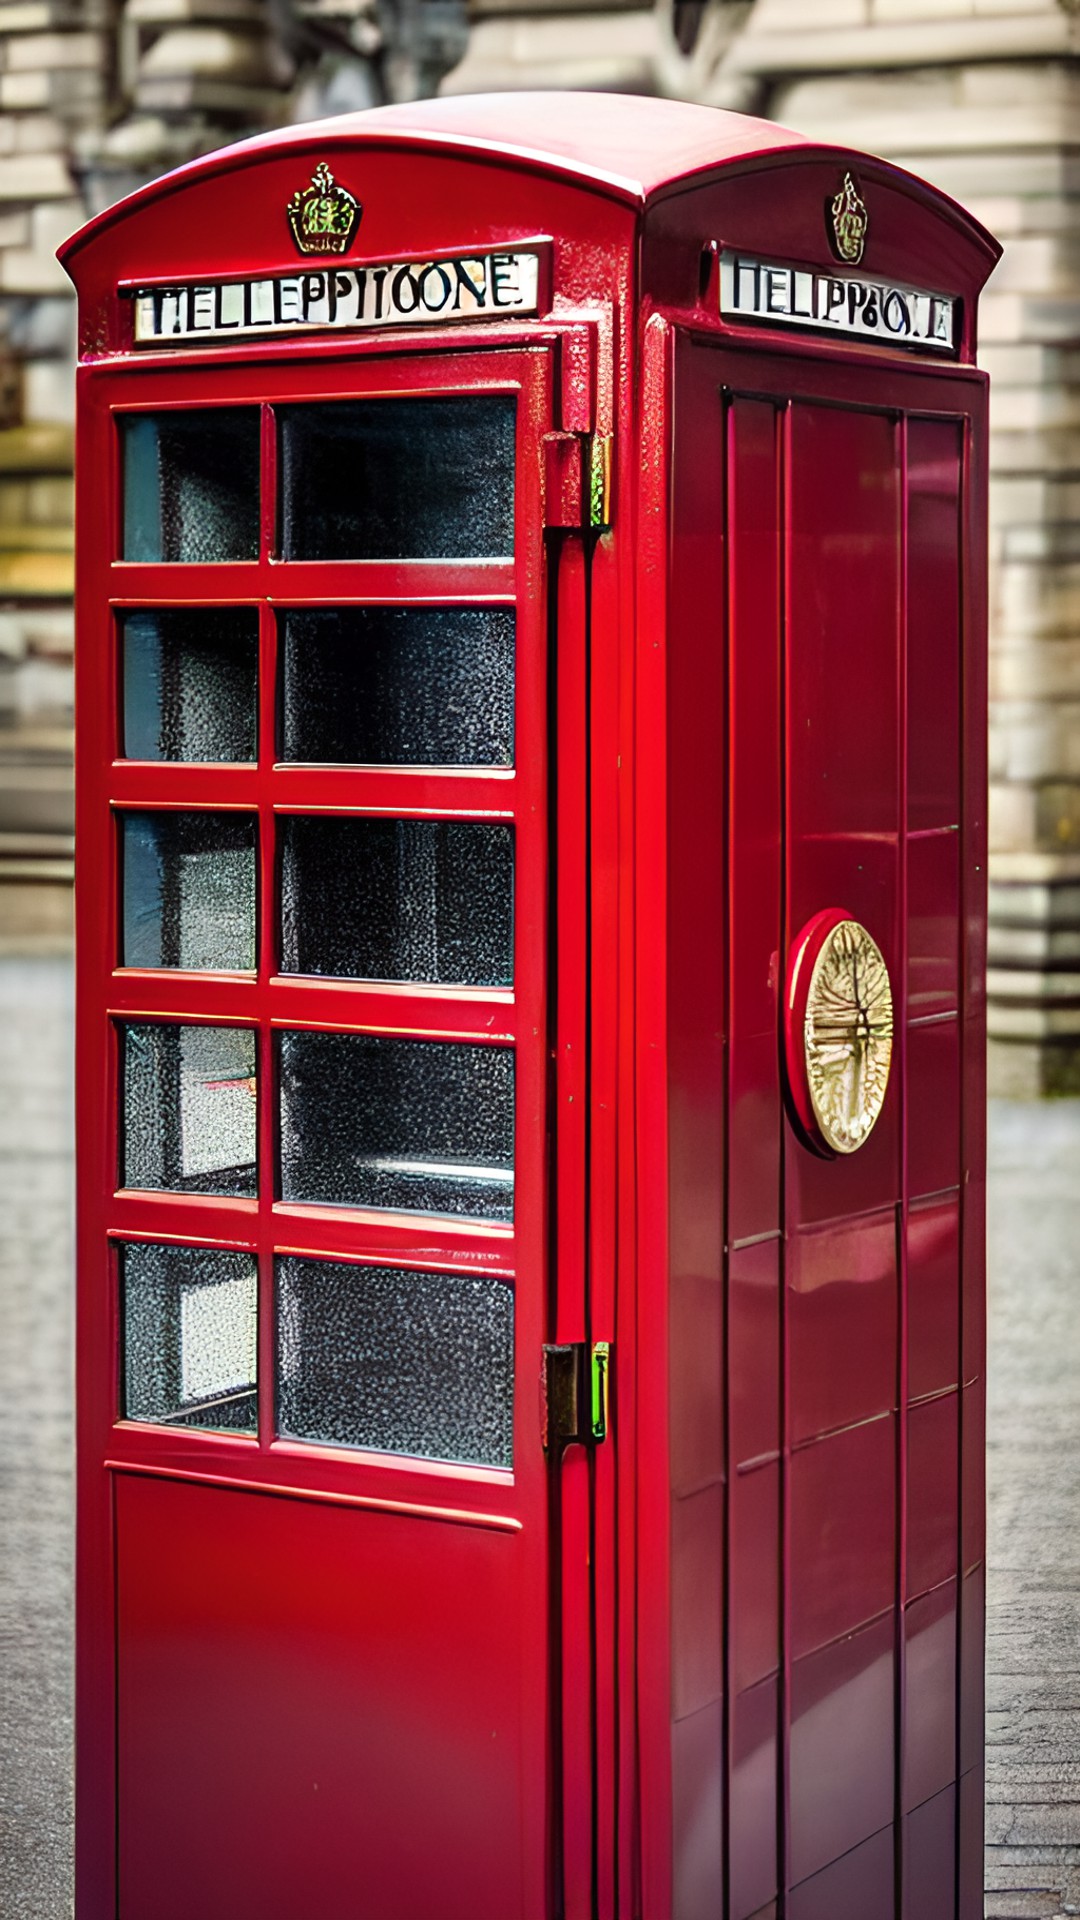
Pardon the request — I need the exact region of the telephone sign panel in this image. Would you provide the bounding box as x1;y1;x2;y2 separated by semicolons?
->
63;93;999;1920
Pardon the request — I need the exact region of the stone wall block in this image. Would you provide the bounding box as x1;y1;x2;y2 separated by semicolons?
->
1003;522;1080;563
21;359;72;425
6;29;100;69
747;0;871;24
959;57;1080;108
982;343;1080;387
0;153;72;203
989;232;1080;296
136;23;280;85
992;645;1080;702
998;560;1080;641
991;704;1080;781
1035;781;1080;851
990;780;1038;853
989;423;1080;472
442;8;659;92
990;383;1080;431
15;113;69;153
873;0;979;20
899;150;1080;198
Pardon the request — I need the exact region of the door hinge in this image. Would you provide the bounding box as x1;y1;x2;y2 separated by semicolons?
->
542;431;613;532
588;433;613;532
541;1341;612;1450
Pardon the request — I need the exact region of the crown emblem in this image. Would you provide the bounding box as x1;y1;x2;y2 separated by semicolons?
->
287;162;361;256
829;172;868;266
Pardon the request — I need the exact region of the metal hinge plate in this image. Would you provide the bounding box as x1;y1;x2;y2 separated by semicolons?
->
541;1341;611;1450
543;431;613;531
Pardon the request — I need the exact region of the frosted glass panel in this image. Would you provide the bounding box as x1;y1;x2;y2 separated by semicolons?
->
121;1022;257;1197
277;1257;513;1466
121;408;260;563
279;1030;514;1220
121;811;256;971
280;606;513;766
280;817;513;985
121;1241;257;1433
121;608;257;762
279;395;515;560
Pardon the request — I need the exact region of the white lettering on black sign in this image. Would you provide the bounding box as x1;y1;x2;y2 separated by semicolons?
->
132;250;541;343
720;251;958;353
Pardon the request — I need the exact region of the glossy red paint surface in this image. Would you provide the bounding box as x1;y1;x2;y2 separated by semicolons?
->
65;92;996;1920
903;1786;958;1920
788;1826;895;1920
904;1579;959;1814
787;1211;898;1444
788;1614;895;1883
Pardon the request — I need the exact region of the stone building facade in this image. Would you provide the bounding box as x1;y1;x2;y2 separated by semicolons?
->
2;0;1078;1091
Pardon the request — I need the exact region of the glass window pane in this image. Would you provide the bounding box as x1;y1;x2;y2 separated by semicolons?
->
121;408;259;563
121;811;256;971
121;608;258;762
280;817;513;986
280;606;513;767
279;396;515;560
279;1030;513;1220
277;1257;512;1467
121;1241;257;1434
121;1022;257;1197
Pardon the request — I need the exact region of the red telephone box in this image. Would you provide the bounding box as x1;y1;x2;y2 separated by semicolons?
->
62;93;999;1920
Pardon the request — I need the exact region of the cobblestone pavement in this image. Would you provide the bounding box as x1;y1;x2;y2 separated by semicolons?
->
1;951;1079;1917
986;1101;1080;1920
0;956;73;1920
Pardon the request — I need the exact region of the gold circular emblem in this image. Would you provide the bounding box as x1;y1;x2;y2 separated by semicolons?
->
804;919;893;1154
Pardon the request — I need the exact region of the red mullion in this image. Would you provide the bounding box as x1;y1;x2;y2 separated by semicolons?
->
110;763;259;805
269;769;515;820
778;395;795;1912
896;413;911;1917
109;1190;258;1243
265;559;515;604
589;521;621;1920
504;343;559;1920
256;394;278;1443
270;1205;516;1275
267;980;516;1044
108;972;257;1020
634;313;674;1920
552;531;592;1920
110;562;266;603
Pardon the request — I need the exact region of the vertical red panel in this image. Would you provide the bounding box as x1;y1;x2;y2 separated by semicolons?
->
671;1702;724;1920
727;396;782;1251
729;1239;781;1470
788;1614;895;1886
726;394;784;1920
907;1197;960;1403
788;1827;895;1920
785;404;902;1231
908;833;961;1020
730;1677;780;1920
907;1019;961;1200
903;1580;958;1815
665;333;727;1920
789;1416;896;1659
787;1213;898;1445
907;423;963;835
730;1463;780;1695
907;1393;960;1599
903;1785;957;1920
